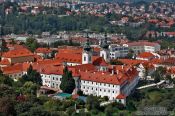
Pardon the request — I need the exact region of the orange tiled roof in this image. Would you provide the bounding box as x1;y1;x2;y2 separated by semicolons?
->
118;59;147;66
0;59;10;65
137;52;155;58
58;47;83;54
168;67;175;74
128;41;159;47
2;48;34;58
116;93;126;99
35;48;52;53
2;64;23;74
56;53;82;64
80;66;138;85
93;57;108;66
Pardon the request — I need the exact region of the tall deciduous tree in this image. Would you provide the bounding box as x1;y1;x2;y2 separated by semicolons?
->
60;67;75;94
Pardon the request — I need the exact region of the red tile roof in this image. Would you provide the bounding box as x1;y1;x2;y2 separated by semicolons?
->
58;47;83;54
35;48;52;53
0;59;10;65
118;59;146;66
56;53;82;64
2;48;34;58
2;64;23;74
168;67;175;74
128;41;159;47
116;93;126;99
137;52;155;59
80;67;138;85
93;57;108;66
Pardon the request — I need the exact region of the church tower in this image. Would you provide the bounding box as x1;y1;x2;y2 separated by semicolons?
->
100;33;110;62
82;34;92;64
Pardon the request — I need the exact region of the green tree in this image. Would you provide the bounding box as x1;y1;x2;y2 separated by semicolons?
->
20;65;42;85
25;38;38;52
60;67;75;94
86;95;100;110
22;81;37;95
0;97;16;116
0;75;14;86
1;39;8;52
126;49;135;59
154;74;160;83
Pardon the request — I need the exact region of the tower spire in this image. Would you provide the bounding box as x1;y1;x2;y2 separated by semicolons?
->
83;33;91;52
100;32;110;62
100;32;109;49
82;32;92;64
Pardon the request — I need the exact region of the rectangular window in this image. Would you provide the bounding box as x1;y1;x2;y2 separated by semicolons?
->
84;57;86;61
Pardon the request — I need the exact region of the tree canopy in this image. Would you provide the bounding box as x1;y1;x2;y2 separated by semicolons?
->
60;66;75;94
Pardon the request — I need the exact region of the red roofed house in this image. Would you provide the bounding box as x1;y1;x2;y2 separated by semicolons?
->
1;48;34;64
1;64;24;80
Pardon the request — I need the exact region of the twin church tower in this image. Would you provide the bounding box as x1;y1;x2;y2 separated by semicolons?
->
82;33;110;64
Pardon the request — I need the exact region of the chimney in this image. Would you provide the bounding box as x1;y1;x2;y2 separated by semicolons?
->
122;65;124;69
116;70;119;75
111;69;114;75
111;65;114;75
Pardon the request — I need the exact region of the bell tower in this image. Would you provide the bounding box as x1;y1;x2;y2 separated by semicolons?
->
82;33;92;64
100;33;110;62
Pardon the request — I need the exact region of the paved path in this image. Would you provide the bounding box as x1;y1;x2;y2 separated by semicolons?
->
137;80;165;90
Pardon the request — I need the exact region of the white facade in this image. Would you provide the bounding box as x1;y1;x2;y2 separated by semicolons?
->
109;45;129;59
80;75;139;101
100;49;110;62
130;45;160;54
8;72;24;81
82;51;92;64
41;73;79;90
80;80;120;100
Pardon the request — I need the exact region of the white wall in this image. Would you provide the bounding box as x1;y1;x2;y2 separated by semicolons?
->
82;52;92;64
80;80;120;100
100;50;110;62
